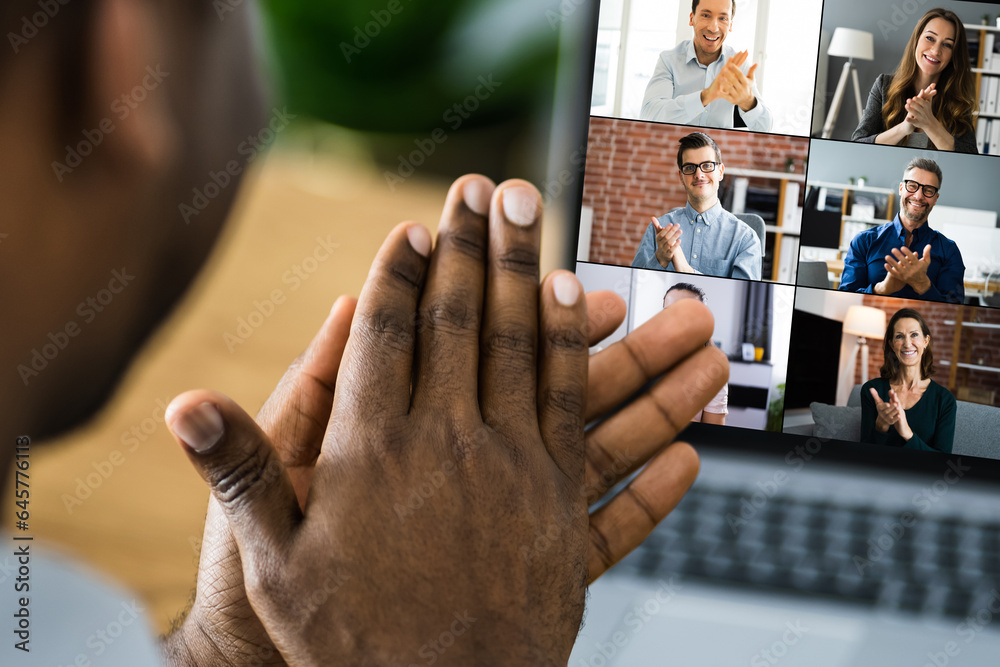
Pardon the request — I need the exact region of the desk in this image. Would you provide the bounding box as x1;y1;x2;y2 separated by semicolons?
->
820;259;990;296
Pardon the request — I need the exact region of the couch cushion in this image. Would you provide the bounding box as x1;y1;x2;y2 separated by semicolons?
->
809;402;862;441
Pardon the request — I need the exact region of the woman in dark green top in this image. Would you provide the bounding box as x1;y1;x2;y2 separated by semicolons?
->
860;308;956;453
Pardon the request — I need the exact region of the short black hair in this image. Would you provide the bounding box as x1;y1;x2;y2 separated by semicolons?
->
692;0;736;19
676;132;722;170
904;157;943;189
665;282;706;303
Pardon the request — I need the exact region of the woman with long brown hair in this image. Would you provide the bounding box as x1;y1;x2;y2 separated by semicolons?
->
851;8;977;153
860;308;956;453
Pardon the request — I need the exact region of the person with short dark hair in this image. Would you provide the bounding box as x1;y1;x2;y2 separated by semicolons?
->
631;132;762;280
851;8;977;153
640;0;771;131
839;158;965;303
663;283;728;425
860;308;955;453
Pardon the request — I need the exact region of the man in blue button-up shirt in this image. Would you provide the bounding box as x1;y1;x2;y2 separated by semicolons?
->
640;0;771;131
839;158;965;304
631;132;762;280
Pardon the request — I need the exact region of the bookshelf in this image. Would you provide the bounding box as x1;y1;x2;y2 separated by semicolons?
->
943;306;1000;405
726;168;804;283
966;23;1000;155
800;181;897;287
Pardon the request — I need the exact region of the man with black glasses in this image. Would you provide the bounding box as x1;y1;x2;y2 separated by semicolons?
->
840;158;965;303
631;132;763;280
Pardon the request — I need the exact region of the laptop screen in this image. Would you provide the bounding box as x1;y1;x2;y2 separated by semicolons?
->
558;0;1000;480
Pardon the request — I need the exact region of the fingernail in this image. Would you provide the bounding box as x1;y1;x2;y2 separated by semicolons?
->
407;225;431;257
172;402;224;454
502;186;539;227
553;273;580;306
463;178;492;216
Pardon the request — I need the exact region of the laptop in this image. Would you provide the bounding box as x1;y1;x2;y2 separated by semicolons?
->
546;1;1000;664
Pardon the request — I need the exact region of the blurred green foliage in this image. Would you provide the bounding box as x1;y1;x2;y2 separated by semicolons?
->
259;0;561;133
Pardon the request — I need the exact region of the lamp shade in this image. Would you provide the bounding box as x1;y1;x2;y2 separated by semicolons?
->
843;305;886;339
828;28;874;60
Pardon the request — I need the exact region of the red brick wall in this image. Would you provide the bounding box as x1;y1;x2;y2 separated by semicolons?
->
582;118;810;267
855;296;1000;407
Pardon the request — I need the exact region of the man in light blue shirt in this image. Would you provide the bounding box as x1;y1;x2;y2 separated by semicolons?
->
631;132;762;280
640;0;771;131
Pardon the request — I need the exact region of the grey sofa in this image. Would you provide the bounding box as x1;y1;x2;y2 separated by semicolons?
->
784;385;1000;459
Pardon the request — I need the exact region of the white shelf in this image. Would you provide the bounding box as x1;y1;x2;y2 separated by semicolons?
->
972;69;1000;75
808;181;896;195
966;24;1000;34
842;216;885;225
765;224;799;236
728;168;806;183
943;320;1000;330
941;360;1000;373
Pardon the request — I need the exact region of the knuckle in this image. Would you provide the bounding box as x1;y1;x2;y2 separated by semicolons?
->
358;308;415;354
496;246;540;278
442;225;486;261
387;260;424;293
484;326;536;361
544;326;588;354
542;385;586;418
211;445;282;512
421;292;479;336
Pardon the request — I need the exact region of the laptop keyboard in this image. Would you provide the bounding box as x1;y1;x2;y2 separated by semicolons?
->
620;483;1000;621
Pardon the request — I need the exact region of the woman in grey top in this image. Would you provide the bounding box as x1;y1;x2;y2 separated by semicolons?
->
851;8;977;153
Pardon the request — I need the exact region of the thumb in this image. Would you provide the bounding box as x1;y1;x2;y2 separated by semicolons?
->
869;387;883;404
922;244;932;261
651;216;662;230
167;391;302;566
747;63;758;80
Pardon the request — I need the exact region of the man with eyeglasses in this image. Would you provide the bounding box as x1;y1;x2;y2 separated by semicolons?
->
631;132;763;280
639;0;771;131
839;158;965;303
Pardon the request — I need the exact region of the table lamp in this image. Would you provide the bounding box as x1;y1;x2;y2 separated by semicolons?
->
838;305;886;404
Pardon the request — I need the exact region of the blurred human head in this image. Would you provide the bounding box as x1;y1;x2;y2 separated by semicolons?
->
880;308;934;381
663;282;706;309
1;0;268;440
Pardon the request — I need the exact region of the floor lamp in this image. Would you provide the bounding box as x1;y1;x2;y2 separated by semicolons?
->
821;28;874;139
838;305;886;405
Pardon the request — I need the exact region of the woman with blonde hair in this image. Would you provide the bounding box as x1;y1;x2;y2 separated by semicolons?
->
852;8;977;153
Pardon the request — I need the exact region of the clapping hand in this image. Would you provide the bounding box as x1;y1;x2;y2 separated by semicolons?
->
885;245;933;294
870;388;913;440
652;216;688;270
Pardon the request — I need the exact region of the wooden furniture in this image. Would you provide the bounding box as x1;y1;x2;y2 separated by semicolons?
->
727;168;805;283
944;306;1000;404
